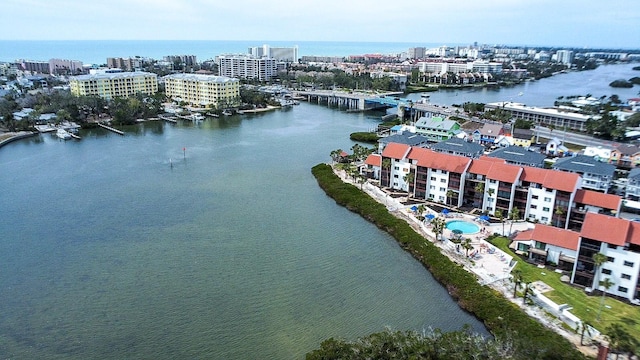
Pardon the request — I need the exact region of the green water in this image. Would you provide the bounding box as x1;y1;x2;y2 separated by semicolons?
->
0;104;485;359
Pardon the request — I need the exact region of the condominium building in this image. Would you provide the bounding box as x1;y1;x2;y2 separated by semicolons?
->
484;102;594;131
107;57;143;71
163;74;240;109
556;50;574;65
217;55;277;81
69;71;158;100
49;58;84;75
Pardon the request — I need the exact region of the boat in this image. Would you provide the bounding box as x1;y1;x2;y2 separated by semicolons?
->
518;92;524;96
421;94;431;98
56;128;72;140
222;110;233;116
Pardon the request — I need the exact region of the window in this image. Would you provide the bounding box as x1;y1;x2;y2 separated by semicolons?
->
430;185;435;190
439;187;446;192
544;197;551;202
532;195;539;200
607;244;617;249
624;261;634;267
621;274;631;280
394;166;399;170
543;207;550;212
430;177;436;181
606;256;614;263
601;269;612;275
489;179;496;184
618;286;628;293
440;179;446;183
394;174;399;178
541;217;549;222
530;205;537;209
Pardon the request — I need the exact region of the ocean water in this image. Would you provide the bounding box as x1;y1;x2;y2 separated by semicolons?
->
0;40;445;64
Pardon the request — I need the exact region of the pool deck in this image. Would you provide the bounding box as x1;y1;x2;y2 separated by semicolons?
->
356;178;534;285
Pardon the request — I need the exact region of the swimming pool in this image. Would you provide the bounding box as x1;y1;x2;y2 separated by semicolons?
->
446;220;480;234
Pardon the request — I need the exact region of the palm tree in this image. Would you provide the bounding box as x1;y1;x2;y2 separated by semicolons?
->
461;238;474;257
330;149;343;164
431;217;446;241
511;269;523;298
522;282;533;305
554;206;565;228
474;182;485;208
495;209;505;236
417;204;426;217
591;252;608;291
596;277;614;321
508;207;520;235
381;158;392;187
446;189;455;207
575;321;594;346
403;171;415;197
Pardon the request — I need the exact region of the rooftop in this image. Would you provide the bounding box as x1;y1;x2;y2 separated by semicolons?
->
487;145;547;167
553;154;616;177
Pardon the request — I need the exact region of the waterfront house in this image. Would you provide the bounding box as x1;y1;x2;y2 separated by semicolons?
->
414;115;460;141
512;128;535;148
472;123;504;146
609;144;640;169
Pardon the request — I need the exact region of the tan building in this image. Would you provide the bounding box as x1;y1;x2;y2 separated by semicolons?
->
69;71;158;100
163;74;240;109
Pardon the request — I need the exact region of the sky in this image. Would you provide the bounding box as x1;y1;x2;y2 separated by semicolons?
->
1;0;639;49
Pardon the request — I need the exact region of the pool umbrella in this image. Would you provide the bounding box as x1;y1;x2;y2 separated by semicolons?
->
442;209;450;215
410;205;418;212
479;215;490;221
426;214;435;220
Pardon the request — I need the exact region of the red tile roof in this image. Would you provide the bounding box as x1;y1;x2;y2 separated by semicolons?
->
629;222;640;246
487;162;522;183
532;224;580;250
520;166;579;192
580;212;629;246
381;142;411;160
408;147;471;173
365;154;381;167
543;171;580;193
574;189;621;210
468;158;495;175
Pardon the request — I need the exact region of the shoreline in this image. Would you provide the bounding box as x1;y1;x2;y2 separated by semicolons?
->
312;163;590;359
0;131;38;148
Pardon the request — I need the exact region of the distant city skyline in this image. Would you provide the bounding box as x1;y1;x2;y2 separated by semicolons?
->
2;0;639;49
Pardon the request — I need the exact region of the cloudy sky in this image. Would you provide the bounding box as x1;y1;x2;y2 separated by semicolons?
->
2;0;639;48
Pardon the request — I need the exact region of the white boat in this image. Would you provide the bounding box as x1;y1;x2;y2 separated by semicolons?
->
222;110;232;116
56;128;72;140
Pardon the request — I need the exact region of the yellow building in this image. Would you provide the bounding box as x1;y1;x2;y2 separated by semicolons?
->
163;74;240;109
69;71;158;100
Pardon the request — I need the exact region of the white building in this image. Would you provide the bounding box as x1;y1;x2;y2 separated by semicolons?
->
163;73;240;109
556;50;574;65
217;54;277;81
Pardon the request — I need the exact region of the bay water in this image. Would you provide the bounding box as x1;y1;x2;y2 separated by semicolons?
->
1;105;485;359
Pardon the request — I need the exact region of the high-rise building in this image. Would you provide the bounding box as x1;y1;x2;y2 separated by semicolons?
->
217;54;277;81
163;73;240;109
556;50;575;65
408;47;426;59
69;71;158;100
248;44;298;63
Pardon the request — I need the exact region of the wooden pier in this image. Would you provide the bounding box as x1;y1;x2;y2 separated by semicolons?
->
98;123;124;135
159;115;178;123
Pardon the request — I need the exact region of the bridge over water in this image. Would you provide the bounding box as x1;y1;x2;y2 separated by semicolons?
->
294;90;468;120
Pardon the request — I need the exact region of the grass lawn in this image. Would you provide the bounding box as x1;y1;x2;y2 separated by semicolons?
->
490;236;640;336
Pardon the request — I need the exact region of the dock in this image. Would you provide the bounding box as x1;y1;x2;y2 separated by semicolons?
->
98;123;124;135
159;115;178;123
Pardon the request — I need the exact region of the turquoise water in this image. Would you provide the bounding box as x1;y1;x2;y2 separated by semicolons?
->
446;220;480;234
0;105;486;359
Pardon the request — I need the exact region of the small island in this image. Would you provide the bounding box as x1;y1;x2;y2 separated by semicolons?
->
609;79;634;88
